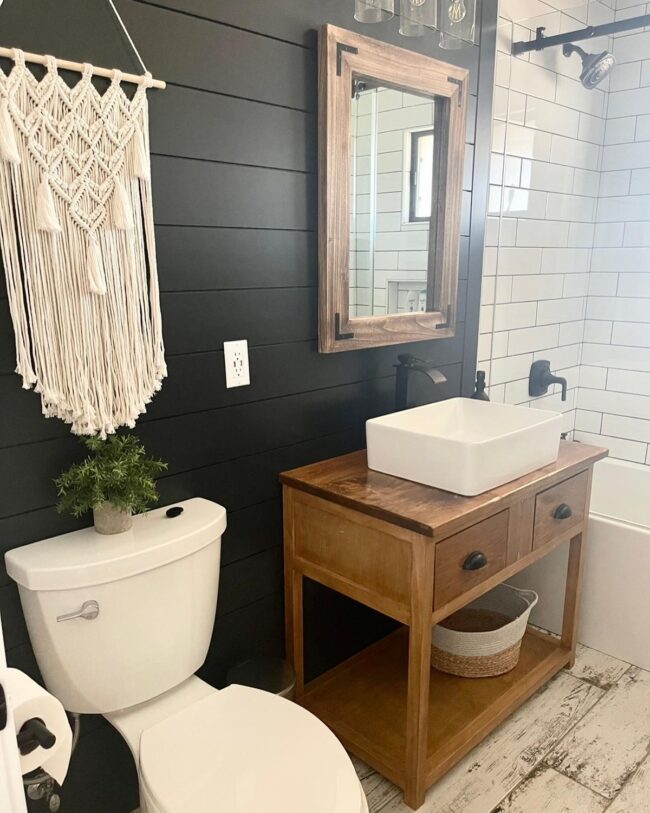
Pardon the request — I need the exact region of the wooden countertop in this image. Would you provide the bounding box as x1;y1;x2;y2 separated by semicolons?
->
280;441;608;539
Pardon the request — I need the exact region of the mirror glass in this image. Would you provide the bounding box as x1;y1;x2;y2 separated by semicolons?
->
349;80;438;318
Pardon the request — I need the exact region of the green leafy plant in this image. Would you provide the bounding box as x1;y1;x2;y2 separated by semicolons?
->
55;434;167;518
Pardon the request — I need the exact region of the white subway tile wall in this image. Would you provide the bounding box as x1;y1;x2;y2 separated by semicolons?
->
481;0;650;465
583;3;650;463
350;87;433;317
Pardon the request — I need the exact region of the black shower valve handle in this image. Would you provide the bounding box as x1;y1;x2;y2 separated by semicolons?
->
529;360;568;402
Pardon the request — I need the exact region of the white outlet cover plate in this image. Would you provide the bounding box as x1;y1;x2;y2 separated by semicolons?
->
224;339;250;388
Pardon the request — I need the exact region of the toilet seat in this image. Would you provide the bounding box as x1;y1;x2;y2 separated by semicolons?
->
139;684;366;813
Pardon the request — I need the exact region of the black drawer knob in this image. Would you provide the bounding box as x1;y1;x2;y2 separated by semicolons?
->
553;503;573;520
463;551;488;571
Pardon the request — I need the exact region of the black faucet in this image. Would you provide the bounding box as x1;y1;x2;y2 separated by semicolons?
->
529;360;567;401
395;354;447;411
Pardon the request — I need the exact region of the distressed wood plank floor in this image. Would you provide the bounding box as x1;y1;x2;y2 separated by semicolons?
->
352;643;650;813
606;758;650;813
491;766;608;813
547;667;650;800
376;672;603;813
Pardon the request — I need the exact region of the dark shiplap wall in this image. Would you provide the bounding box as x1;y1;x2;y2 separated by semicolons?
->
0;1;496;810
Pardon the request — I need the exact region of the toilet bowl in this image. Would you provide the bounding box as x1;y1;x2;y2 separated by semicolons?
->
109;680;368;813
5;499;368;813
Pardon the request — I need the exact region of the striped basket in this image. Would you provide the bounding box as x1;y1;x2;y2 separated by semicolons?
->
431;584;538;678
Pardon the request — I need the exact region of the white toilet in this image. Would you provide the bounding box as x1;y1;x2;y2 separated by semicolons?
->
5;498;369;813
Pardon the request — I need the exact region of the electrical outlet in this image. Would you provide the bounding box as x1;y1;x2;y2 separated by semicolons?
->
224;340;250;388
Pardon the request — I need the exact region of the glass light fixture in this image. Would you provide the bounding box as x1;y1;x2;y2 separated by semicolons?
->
354;0;395;23
439;0;476;49
399;0;437;37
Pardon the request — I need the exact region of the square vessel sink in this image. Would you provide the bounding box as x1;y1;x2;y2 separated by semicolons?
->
366;398;562;496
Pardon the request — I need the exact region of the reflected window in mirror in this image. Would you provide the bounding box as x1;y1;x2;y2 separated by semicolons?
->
408;129;434;223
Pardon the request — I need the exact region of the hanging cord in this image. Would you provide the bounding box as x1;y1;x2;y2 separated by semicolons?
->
106;0;149;75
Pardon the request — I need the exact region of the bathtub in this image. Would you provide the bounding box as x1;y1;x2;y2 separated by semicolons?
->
511;457;650;670
580;458;650;670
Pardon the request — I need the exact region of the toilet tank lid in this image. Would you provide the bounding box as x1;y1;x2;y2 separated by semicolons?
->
5;498;226;591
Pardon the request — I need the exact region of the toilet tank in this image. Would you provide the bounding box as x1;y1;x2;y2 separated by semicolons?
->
5;498;226;714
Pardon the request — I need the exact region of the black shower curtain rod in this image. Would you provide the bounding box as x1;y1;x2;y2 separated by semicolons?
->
512;13;650;55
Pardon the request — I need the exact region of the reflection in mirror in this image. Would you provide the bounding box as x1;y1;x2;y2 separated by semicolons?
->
349;80;439;318
318;25;468;353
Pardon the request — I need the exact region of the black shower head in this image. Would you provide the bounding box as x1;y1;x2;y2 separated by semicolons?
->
563;43;616;89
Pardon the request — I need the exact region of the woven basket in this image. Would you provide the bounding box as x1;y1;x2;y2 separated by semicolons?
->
431;584;538;678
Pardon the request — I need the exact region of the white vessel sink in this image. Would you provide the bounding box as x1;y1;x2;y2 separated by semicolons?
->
366;398;562;496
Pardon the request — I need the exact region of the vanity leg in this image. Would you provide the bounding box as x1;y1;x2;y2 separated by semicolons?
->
286;571;304;696
404;540;435;810
561;533;584;670
283;488;305;697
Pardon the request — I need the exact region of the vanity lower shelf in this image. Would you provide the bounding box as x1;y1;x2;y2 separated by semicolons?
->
301;626;571;789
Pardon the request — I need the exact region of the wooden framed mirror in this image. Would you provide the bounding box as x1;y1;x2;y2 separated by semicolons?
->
318;25;469;353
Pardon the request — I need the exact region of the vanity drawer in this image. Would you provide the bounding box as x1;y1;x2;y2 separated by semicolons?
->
434;511;509;608
533;470;589;549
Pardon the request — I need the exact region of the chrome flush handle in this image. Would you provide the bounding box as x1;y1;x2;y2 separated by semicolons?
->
56;600;100;623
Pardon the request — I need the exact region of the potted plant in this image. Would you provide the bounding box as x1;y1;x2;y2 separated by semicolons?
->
55;434;167;534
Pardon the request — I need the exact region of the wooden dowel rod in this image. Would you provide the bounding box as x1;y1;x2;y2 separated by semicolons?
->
0;47;166;89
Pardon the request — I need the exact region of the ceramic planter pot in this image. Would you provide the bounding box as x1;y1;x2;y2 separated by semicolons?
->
93;502;133;535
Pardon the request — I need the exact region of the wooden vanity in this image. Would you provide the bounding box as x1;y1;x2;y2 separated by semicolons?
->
281;441;608;809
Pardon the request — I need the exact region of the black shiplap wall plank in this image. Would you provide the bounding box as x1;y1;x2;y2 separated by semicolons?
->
5;642;42;683
198;592;285;687
155;226;316;290
0;335;465;447
135;0;367;47
119;1;316;110
0;437;82;519
149;86;316;172
152;156;316;229
0;0;143;72
0;1;496;811
161;287;317;353
220;499;283;567
151;425;368;512
136;378;391;474
303;580;399;682
0;583;28;649
152;335;464;417
217;546;284;618
162;283;467;357
0;364;459;516
0;377;66;446
0;300;16;372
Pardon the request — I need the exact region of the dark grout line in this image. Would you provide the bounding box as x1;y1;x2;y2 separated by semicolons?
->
0;426;363;521
152;223;314;232
133;0;312;51
164;80;312;114
600;748;650;812
151;151;315;176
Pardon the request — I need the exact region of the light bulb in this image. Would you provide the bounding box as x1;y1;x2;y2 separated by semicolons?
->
448;0;467;23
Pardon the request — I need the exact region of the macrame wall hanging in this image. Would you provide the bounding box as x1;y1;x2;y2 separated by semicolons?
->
0;6;167;438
